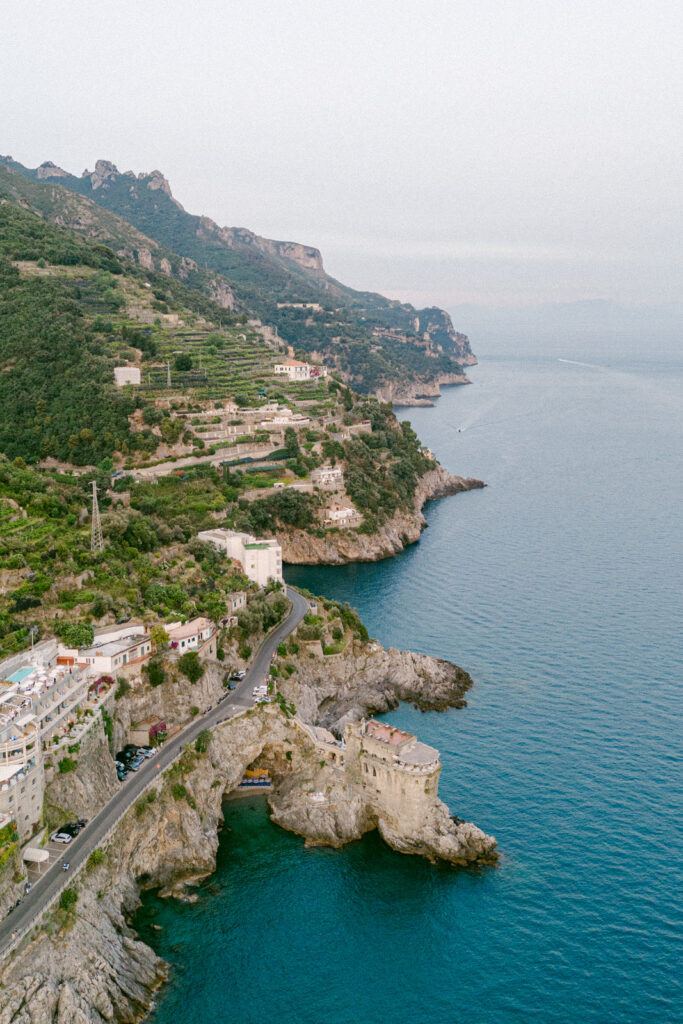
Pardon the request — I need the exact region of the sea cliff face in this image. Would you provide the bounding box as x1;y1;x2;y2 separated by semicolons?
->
280;465;485;565
375;369;474;407
0;642;496;1023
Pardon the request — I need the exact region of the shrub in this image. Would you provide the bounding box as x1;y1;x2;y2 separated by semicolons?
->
59;887;78;912
86;849;106;871
114;678;130;700
101;709;113;740
145;659;166;688
239;644;252;660
277;642;287;657
190;705;200;717
178;651;204;684
195;729;211;753
171;783;187;801
58;757;78;774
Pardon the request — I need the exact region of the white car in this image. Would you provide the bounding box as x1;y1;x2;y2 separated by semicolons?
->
50;831;73;844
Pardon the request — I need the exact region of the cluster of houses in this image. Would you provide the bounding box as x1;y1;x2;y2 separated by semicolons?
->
0;611;228;841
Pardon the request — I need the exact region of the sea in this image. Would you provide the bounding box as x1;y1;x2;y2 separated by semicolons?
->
136;324;682;1024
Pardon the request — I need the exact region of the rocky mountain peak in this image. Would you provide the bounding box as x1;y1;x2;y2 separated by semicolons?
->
36;160;69;180
81;159;120;190
145;169;172;196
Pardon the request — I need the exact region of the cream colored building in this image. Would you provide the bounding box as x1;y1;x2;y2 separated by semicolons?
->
343;719;441;833
273;359;312;381
197;529;283;587
167;617;216;657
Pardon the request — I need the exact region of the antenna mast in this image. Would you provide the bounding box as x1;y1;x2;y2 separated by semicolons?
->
91;481;104;553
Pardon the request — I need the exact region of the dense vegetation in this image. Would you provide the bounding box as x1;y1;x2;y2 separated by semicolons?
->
0;458;250;658
0;256;137;464
0;156;473;394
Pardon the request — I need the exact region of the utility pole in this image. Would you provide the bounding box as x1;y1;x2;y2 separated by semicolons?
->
166;361;171;387
91;481;104;553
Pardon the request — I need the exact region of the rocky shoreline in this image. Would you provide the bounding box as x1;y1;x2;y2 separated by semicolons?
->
374;364;477;407
280;464;485;565
0;641;496;1023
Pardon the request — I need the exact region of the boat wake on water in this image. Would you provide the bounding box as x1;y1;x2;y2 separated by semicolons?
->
558;358;606;369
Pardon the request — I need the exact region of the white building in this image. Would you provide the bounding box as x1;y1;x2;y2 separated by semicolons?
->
311;465;344;490
114;366;141;386
323;504;363;528
273;360;328;382
166;617;216;657
273;359;312;381
197;529;283;587
0;657;97;838
58;632;153;675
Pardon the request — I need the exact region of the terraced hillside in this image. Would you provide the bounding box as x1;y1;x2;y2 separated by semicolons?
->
0;155;476;398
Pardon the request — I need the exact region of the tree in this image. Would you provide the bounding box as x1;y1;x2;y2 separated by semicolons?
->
200;594;227;628
58;622;94;648
178;650;204;684
59;888;78;912
195;729;211;753
175;353;192;371
145;659;166;687
150;625;169;652
284;426;299;459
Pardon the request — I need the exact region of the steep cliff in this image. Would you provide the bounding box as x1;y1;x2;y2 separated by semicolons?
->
44;720;118;827
280;465;485;565
0;638;496;1021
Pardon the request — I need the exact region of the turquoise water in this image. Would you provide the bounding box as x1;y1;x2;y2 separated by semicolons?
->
138;336;682;1023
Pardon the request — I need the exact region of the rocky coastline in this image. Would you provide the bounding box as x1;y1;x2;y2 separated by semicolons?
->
0;640;496;1023
374;366;476;408
280;464;485;565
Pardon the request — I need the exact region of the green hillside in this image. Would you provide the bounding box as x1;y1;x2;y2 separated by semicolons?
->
0;155;475;395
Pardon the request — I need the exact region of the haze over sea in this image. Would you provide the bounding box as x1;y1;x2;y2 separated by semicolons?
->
137;323;682;1024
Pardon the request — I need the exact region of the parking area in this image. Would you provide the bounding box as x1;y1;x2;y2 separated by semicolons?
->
23;835;78;885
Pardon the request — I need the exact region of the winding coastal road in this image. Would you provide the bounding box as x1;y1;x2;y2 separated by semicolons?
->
0;586;309;959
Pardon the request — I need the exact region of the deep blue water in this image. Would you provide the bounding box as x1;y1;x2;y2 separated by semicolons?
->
138;335;682;1023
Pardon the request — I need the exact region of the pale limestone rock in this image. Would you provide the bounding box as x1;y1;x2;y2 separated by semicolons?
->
136;247;154;271
35;161;69;180
208;277;235;309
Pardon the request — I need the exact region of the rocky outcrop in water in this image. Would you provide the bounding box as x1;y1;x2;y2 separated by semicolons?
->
279;641;473;732
375;370;473;407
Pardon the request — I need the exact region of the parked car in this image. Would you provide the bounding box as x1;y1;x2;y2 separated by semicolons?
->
50;831;73;844
117;769;129;781
138;747;154;759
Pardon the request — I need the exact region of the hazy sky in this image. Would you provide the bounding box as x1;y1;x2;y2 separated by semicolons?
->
2;0;681;308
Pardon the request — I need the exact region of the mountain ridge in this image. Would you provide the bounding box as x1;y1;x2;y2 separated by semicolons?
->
1;154;475;401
